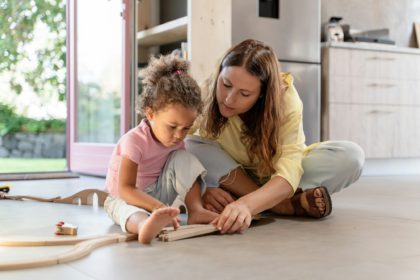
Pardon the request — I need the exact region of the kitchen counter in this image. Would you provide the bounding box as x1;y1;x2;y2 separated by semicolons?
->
322;41;420;55
321;41;420;159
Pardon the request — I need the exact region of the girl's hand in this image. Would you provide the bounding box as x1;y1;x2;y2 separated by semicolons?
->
203;187;235;213
172;216;181;230
212;200;252;234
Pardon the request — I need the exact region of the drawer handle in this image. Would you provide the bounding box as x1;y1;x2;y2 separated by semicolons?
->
368;110;395;115
368;56;396;61
367;83;397;88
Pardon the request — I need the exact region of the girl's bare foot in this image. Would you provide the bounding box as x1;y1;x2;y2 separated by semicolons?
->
138;207;180;244
187;208;219;225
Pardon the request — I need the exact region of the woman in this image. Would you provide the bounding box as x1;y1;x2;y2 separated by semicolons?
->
185;39;364;234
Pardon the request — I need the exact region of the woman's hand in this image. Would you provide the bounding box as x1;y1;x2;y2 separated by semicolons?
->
212;200;252;234
203;187;235;213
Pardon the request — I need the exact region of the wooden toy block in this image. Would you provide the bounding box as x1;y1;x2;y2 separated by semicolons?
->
55;221;78;236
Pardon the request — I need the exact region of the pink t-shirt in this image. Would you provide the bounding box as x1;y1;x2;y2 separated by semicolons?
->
105;119;184;198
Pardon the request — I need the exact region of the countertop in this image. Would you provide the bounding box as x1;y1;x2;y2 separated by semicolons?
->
322;41;420;55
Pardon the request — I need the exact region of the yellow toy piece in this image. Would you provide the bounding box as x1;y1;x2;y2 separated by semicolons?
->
0;184;11;193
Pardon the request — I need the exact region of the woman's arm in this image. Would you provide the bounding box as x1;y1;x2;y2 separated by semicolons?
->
118;156;165;212
238;176;293;215
214;175;293;233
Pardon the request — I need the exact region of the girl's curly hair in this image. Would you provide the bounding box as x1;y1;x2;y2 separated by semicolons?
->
137;54;202;117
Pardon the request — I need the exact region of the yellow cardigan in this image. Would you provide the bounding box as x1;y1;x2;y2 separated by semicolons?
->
198;73;306;191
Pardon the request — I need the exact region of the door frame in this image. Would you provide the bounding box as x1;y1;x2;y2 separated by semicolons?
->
66;0;136;176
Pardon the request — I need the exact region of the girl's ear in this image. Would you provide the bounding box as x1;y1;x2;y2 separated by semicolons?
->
145;107;154;121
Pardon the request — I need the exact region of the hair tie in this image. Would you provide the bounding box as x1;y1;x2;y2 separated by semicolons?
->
175;69;183;75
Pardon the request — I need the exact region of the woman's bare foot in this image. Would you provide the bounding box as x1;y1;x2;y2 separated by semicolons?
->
187;208;219;225
138;207;180;244
271;188;328;217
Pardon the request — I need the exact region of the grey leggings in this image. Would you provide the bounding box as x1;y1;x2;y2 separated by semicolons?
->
185;136;365;194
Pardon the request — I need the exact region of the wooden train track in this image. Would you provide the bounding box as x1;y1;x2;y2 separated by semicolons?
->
0;225;220;271
0;189;222;270
0;188;109;206
0;233;137;271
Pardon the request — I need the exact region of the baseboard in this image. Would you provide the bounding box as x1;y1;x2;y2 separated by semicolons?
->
0;172;80;181
362;158;420;176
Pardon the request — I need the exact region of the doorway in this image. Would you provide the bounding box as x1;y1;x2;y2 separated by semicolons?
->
0;0;67;175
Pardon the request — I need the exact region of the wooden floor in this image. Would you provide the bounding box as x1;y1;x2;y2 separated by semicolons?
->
0;174;420;279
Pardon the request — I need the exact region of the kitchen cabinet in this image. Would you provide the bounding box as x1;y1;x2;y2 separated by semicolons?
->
322;42;420;158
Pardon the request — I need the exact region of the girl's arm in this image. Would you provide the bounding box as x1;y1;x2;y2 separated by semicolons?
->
118;156;165;212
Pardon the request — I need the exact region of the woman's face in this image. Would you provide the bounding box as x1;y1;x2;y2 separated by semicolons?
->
216;66;261;118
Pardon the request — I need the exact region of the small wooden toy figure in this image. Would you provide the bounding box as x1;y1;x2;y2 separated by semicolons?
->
0;184;10;193
55;221;78;236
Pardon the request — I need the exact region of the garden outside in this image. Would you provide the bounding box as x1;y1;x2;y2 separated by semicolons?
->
0;158;66;173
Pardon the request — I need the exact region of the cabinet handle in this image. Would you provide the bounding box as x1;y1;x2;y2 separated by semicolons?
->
368;56;396;61
368;110;395;115
367;83;397;88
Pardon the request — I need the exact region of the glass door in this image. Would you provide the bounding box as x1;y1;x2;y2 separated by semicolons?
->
67;0;136;176
0;0;67;176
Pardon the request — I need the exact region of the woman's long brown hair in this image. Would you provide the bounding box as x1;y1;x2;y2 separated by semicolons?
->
201;39;286;177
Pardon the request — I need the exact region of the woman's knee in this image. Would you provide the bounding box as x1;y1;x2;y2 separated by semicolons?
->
169;149;203;168
306;140;365;173
334;141;365;174
324;141;365;190
302;141;365;193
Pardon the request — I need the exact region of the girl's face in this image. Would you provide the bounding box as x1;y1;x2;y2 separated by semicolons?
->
216;66;261;118
146;103;197;147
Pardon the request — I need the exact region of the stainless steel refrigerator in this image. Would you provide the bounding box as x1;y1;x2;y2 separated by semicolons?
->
232;0;321;144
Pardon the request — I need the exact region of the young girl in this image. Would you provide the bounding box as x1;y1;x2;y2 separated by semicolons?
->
104;54;218;244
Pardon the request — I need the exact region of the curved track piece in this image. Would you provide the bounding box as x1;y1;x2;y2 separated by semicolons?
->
0;234;137;271
0;192;60;202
